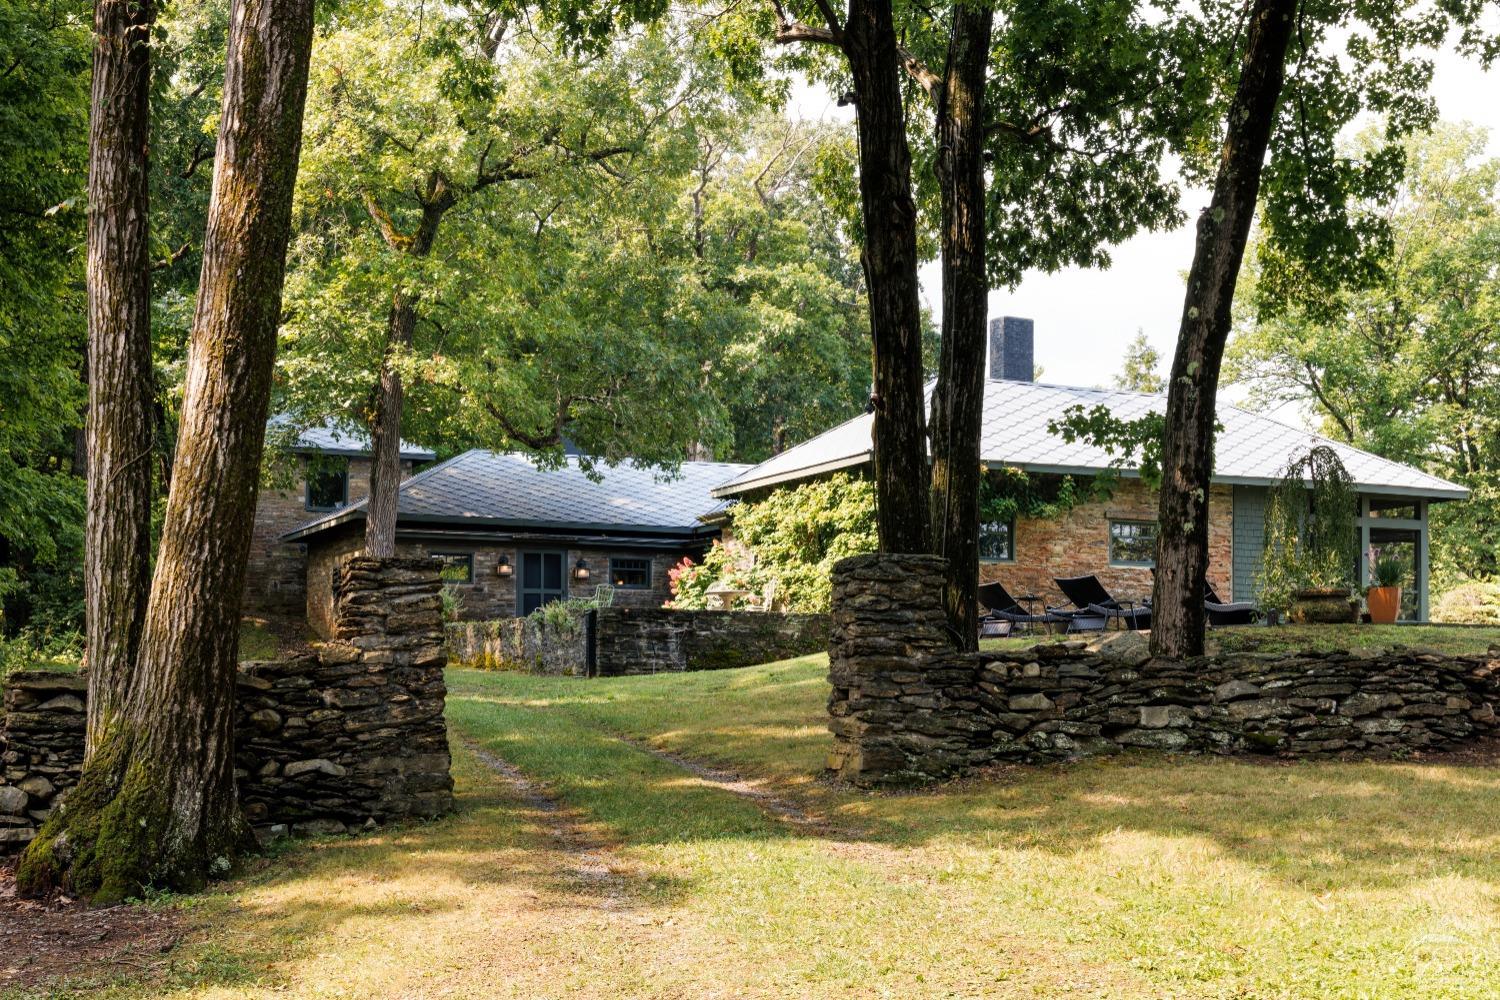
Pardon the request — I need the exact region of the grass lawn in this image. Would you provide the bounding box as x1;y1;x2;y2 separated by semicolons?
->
21;654;1500;999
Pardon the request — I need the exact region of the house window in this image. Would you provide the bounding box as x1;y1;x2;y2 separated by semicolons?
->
610;557;651;589
432;552;474;585
1109;520;1158;566
978;518;1014;562
305;461;349;512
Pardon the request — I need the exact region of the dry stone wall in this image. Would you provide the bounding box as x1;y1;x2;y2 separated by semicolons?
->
447;608;829;676
0;672;85;848
827;554;1500;787
0;556;454;849
592;608;828;676
446;617;589;676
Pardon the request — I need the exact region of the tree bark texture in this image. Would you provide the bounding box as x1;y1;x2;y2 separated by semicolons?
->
363;182;452;556
1151;0;1296;658
844;0;931;555
928;2;993;651
19;0;318;902
83;0;157;749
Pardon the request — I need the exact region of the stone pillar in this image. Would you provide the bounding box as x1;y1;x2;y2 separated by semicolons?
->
825;553;992;787
0;671;87;847
236;555;455;836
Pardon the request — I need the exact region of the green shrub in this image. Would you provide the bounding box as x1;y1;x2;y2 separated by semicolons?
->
0;629;83;683
1432;581;1500;625
715;474;878;613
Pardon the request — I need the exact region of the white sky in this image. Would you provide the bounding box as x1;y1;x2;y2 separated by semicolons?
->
788;48;1498;420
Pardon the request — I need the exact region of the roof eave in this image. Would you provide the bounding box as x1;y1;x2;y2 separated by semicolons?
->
711;452;873;498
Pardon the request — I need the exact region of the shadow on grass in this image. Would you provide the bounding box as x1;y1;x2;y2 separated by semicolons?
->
446;666;1500;898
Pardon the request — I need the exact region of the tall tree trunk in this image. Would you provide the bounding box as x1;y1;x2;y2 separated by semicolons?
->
929;2;993;651
364;297;416;556
19;0;318;903
362;186;450;556
1151;0;1295;658
844;0;930;555
83;0;157;747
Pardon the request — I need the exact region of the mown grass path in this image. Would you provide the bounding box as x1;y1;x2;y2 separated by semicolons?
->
20;655;1500;999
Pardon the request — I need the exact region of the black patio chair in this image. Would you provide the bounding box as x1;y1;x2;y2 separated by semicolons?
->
977;581;1065;638
1147;568;1260;627
1203;582;1259;627
1051;574;1152;632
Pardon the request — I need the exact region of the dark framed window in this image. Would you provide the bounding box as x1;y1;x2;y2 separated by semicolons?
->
1108;520;1158;566
305;460;349;512
610;557;652;589
432;551;474;585
978;518;1014;562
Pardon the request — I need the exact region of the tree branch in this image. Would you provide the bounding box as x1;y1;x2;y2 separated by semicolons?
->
769;0;843;46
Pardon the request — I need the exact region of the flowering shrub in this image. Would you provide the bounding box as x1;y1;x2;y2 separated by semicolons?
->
665;539;756;609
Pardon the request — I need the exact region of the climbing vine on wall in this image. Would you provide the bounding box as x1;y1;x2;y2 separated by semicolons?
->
978;466;1112;523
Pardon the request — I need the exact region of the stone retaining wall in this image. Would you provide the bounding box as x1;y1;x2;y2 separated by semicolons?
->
445;617;590;676
827;554;1500;787
0;556;455;849
593;608;829;676
447;608;829;676
0;672;85;847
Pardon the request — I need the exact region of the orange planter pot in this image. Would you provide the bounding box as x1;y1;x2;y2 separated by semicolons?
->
1367;586;1402;624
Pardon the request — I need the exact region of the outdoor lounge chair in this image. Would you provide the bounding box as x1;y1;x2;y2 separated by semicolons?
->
1051;575;1152;632
977;582;1065;638
1203;582;1259;627
1146;568;1260;627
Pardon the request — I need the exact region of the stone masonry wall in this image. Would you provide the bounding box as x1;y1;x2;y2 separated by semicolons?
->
446;617;590;676
827;554;1500;787
979;479;1235;606
592;608;829;676
0;556;454;849
0;672;85;848
446;608;829;676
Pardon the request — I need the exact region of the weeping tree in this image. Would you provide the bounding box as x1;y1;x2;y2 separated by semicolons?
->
20;0;318;902
1257;445;1358;611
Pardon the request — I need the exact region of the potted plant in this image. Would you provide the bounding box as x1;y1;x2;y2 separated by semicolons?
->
1365;549;1406;624
1289;557;1359;624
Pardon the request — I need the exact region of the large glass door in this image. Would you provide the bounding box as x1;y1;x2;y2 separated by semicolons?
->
518;551;567;614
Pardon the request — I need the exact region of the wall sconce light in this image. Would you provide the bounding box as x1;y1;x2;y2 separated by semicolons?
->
496;555;513;579
573;558;590;582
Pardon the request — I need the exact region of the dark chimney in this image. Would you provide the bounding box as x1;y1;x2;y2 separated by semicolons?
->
988;316;1034;382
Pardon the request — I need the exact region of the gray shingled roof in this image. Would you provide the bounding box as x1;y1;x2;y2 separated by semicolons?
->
268;415;435;461
714;380;1468;500
283;451;751;541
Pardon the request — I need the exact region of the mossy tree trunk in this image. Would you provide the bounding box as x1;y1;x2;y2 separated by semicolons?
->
83;0;157;747
927;3;993;651
1151;0;1295;658
18;0;318;903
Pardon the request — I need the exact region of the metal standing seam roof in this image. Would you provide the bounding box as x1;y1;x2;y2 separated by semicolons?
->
282;450;752;542
267;415;436;461
713;380;1469;501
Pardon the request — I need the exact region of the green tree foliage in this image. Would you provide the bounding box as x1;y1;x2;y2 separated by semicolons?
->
1115;330;1164;394
0;2;89;636
1228;123;1500;585
277;4;868;468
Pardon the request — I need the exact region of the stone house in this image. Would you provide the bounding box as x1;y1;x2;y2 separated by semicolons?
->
712;318;1468;620
281;450;749;638
245;420;435;615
